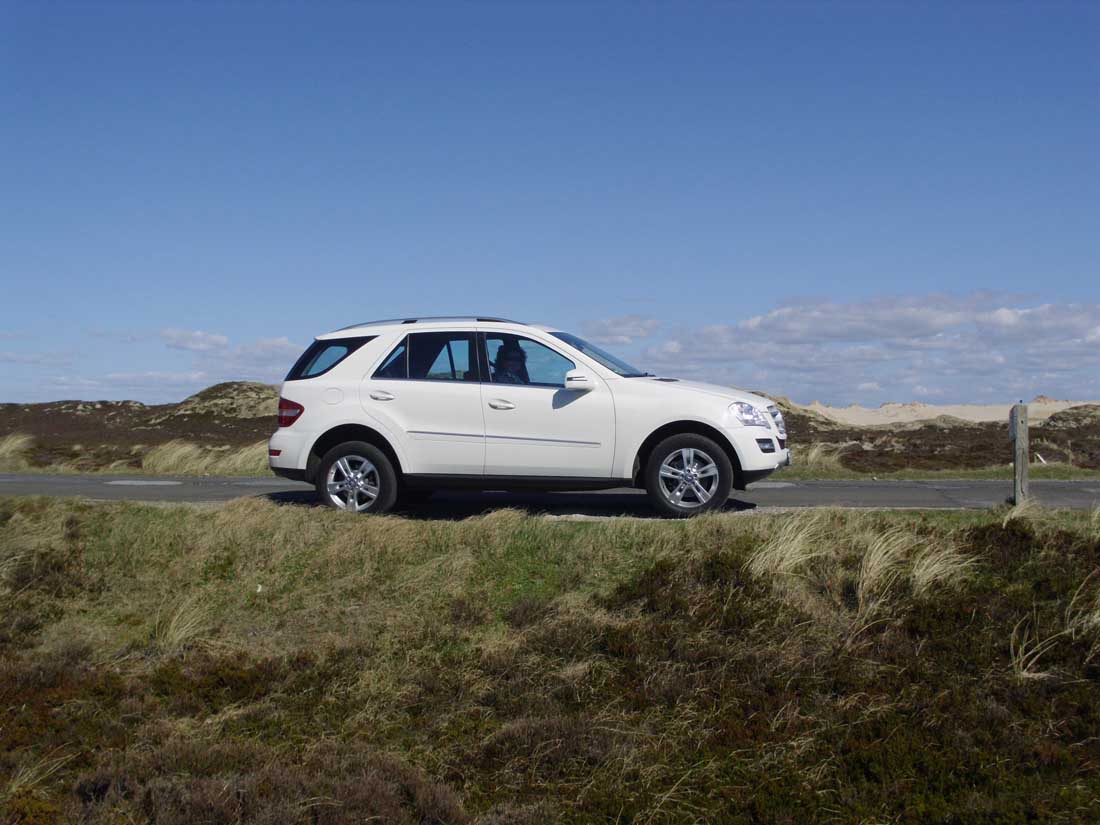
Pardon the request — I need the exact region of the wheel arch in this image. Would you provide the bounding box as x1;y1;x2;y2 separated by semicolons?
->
632;420;746;490
306;424;404;484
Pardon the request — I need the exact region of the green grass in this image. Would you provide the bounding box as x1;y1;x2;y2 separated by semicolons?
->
3;497;1100;822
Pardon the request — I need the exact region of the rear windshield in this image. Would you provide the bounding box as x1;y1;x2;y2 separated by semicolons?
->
285;337;374;381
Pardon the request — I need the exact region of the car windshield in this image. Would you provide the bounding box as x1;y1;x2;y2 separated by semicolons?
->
550;332;649;377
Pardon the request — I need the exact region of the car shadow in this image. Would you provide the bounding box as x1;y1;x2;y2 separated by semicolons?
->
261;487;758;520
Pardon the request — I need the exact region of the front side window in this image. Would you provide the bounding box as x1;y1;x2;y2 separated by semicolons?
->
286;337;374;381
483;334;574;387
409;332;478;381
550;332;647;377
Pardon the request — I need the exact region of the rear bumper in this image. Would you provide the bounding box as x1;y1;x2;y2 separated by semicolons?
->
268;429;311;473
271;466;309;483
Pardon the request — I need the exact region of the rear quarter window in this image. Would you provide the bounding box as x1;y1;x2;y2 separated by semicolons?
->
285;337;375;380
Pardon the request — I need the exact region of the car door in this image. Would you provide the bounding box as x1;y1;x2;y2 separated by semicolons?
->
360;329;486;475
479;331;615;478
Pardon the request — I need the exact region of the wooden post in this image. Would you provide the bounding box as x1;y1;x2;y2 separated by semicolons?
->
1010;403;1029;504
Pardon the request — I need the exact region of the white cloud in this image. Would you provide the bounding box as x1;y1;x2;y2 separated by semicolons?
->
205;337;303;382
580;315;661;345
639;294;1100;404
161;328;230;352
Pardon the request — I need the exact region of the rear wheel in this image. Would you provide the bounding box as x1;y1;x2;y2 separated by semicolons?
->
316;441;398;514
644;434;733;518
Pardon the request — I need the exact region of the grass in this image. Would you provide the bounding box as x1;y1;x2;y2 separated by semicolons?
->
152;594;213;655
787;442;846;475
0;433;271;477
0;433;33;472
3;496;1100;822
141;439;269;476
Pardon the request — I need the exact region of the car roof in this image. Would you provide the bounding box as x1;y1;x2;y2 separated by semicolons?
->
319;316;563;339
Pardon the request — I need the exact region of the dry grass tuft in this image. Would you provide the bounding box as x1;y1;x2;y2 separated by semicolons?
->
142;440;269;476
1;750;76;806
1066;571;1100;665
1002;496;1044;528
856;527;915;616
910;543;978;599
745;510;834;582
154;594;213;655
1009;610;1064;680
794;443;845;474
0;432;33;471
747;512;979;644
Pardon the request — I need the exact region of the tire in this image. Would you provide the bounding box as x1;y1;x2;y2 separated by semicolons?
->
643;434;733;518
316;441;398;514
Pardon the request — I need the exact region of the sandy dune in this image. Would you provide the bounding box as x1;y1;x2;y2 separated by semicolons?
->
797;396;1100;427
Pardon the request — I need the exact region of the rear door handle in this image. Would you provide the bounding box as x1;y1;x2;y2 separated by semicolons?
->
369;390;396;401
488;398;515;410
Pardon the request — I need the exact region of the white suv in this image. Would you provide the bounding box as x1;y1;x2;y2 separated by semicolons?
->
269;316;789;517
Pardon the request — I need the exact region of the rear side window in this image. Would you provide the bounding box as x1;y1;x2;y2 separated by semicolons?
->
373;336;409;379
285;337;374;381
373;332;480;381
409;332;478;381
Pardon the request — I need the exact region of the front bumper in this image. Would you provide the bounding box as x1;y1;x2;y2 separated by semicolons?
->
728;427;790;472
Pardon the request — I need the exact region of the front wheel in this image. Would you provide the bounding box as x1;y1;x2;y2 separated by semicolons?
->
643;434;733;518
316;441;398;514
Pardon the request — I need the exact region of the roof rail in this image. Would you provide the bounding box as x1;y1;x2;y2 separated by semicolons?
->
337;316;522;330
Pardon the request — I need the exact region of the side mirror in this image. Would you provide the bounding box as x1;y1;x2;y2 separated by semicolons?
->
564;369;594;391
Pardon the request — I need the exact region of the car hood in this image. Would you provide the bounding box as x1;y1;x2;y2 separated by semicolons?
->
636;377;773;408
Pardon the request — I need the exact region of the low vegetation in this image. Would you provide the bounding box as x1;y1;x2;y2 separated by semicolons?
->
5;382;1100;479
0;434;33;472
2;497;1100;822
141;440;269;476
782;460;1100;482
0;434;269;477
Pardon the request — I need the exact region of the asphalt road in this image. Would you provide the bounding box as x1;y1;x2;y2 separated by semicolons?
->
1;473;1098;518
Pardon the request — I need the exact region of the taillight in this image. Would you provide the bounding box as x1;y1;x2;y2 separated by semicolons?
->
278;397;304;427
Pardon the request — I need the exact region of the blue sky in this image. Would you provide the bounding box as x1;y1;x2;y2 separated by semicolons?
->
2;2;1097;405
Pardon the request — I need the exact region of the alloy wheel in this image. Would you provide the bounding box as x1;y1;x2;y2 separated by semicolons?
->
326;455;381;512
657;447;720;508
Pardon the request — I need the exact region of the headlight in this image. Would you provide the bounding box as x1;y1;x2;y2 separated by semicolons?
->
730;401;770;428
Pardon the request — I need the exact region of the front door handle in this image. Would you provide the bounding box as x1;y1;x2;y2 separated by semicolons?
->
369;390;396;401
488;398;515;410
